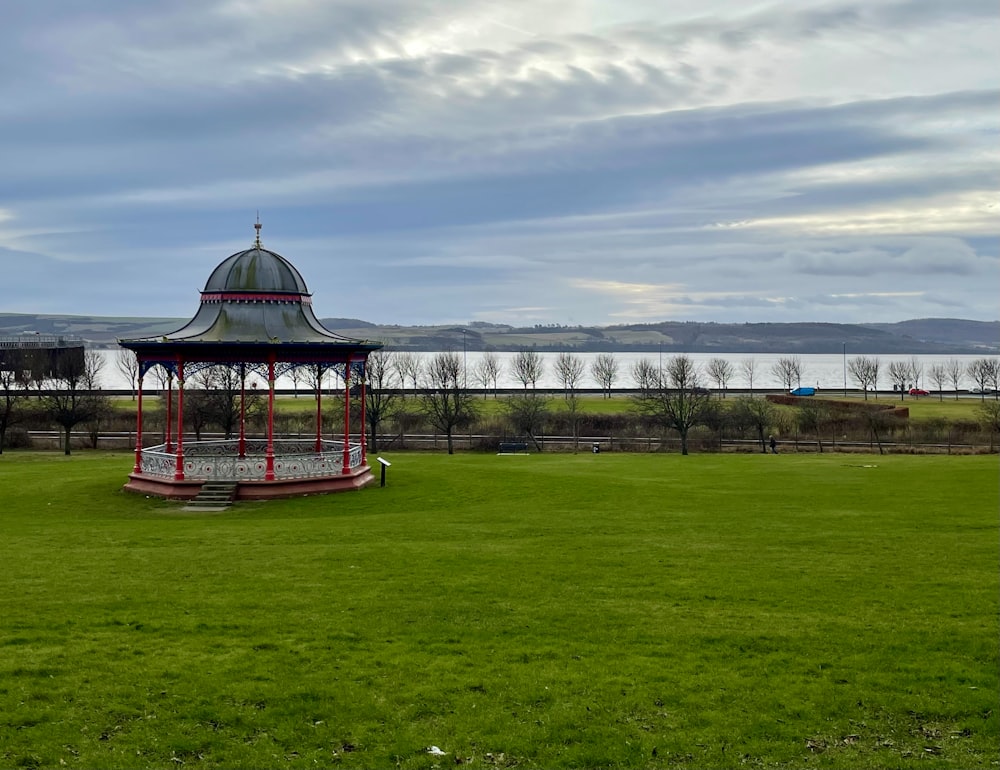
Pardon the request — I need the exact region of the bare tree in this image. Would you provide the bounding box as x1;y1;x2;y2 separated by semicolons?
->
977;401;1000;451
115;348;140;400
908;356;924;390
288;365;305;398
420;352;477;454
188;365;239;439
771;356;803;391
554;352;585;398
630;358;659;393
187;365;263;439
731;396;775;453
863;408;893;455
510;349;544;390
591;353;619;399
503;393;551;451
0;366;29;453
472;350;501;399
82;351;115;448
363;350;401;453
41;350;110;455
706;358;735;398
630;355;710;455
552;352;585;450
394;353;423;396
985;358;1000;398
946;358;964;400
740;358;757;396
796;400;831;453
967;358;999;400
147;363;172;391
847;356;880;401
928;363;948;402
887;359;914;400
306;363;330;395
83;350;104;389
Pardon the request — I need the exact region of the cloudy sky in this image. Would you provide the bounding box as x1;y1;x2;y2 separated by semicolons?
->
1;0;997;327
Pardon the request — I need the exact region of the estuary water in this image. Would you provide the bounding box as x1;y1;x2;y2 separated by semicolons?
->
95;350;989;392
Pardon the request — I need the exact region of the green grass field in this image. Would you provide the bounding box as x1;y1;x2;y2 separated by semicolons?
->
111;392;992;425
1;451;997;769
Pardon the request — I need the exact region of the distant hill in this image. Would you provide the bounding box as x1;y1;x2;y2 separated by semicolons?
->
861;318;1000;352
0;313;996;354
0;313;181;342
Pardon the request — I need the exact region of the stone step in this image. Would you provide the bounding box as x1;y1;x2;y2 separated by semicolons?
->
184;481;239;511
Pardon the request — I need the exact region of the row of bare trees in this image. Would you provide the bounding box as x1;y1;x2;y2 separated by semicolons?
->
7;347;999;457
847;355;1000;400
359;350;715;456
365;350;1000;455
364;351;770;456
1;350;112;455
112;346;1000;403
382;350;998;400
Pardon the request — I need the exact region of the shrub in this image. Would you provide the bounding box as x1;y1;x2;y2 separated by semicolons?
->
3;428;32;449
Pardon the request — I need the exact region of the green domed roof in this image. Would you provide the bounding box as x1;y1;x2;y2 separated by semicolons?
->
119;226;381;356
203;247;309;294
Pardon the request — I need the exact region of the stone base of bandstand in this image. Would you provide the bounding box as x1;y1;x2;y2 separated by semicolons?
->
124;465;376;501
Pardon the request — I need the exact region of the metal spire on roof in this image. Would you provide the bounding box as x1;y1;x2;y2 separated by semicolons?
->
254;212;262;248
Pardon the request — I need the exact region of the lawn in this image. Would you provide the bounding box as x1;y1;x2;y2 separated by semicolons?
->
1;451;997;769
112;392;992;421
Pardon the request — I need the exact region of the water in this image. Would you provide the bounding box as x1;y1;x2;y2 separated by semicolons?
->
95;349;989;392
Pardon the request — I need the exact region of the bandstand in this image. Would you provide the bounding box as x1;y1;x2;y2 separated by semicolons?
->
119;224;382;500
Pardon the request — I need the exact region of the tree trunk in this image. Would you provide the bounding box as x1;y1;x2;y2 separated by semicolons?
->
63;426;72;455
446;429;454;455
872;425;884;455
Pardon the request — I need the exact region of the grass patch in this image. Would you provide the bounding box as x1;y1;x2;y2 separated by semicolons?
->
1;451;997;768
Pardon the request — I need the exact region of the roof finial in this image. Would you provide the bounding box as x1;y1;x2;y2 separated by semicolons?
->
254;211;262;248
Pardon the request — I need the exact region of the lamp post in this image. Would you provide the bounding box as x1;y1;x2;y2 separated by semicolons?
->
843;342;847;398
462;329;468;389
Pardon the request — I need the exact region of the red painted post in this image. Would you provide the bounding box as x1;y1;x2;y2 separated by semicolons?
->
315;364;323;453
165;370;173;454
133;372;144;474
342;360;352;474
239;364;246;459
174;361;185;481
265;357;276;481
359;365;368;466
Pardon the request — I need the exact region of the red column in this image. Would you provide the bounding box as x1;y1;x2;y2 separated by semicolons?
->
314;364;323;453
265;357;276;481
174;361;185;481
165;370;173;454
359;364;368;466
133;369;144;474
341;360;352;474
238;364;246;459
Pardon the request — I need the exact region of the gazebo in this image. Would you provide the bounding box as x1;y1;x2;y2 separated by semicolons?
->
119;224;382;500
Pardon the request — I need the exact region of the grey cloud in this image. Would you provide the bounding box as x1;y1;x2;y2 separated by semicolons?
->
633;0;999;54
786;238;984;278
785;248;897;277
0;0;996;325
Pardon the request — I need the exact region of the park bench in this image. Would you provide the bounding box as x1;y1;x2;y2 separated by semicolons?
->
498;442;529;454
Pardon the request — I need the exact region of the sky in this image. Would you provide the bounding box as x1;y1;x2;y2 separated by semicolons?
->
0;0;997;327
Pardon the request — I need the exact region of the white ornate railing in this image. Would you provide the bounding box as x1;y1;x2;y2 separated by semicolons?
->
138;439;364;481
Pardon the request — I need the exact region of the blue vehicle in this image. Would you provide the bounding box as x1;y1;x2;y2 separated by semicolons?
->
789;386;816;396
